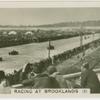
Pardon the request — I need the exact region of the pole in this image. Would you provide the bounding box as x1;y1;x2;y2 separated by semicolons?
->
93;32;95;48
80;32;83;51
80;29;85;63
93;32;94;42
91;32;95;49
48;40;51;59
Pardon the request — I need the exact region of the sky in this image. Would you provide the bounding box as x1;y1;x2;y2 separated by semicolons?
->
0;8;100;25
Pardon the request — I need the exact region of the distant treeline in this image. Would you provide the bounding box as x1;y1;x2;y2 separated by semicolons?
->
37;20;100;27
0;20;100;28
0;29;96;48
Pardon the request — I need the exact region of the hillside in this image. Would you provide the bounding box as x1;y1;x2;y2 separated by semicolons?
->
0;20;100;28
37;20;100;28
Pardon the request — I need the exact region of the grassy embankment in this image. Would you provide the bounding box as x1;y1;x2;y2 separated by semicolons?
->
56;47;100;75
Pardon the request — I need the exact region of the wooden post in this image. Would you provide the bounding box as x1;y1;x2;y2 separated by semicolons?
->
80;28;85;62
93;32;94;42
92;32;95;48
48;40;51;59
80;32;83;51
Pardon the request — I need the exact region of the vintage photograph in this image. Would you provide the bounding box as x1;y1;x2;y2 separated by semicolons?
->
0;8;100;94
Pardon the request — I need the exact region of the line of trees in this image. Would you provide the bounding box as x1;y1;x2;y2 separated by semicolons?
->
0;29;95;48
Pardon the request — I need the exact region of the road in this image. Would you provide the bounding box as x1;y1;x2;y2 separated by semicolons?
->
0;33;100;73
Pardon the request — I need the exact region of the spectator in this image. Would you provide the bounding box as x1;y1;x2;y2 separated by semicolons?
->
0;71;6;86
0;70;10;93
22;66;60;88
81;62;100;93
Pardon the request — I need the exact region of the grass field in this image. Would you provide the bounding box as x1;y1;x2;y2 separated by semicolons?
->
0;33;99;73
56;46;100;75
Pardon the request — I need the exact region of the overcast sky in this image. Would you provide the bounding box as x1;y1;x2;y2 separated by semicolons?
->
0;8;100;25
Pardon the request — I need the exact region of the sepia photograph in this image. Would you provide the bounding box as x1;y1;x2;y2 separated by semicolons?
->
0;7;100;95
